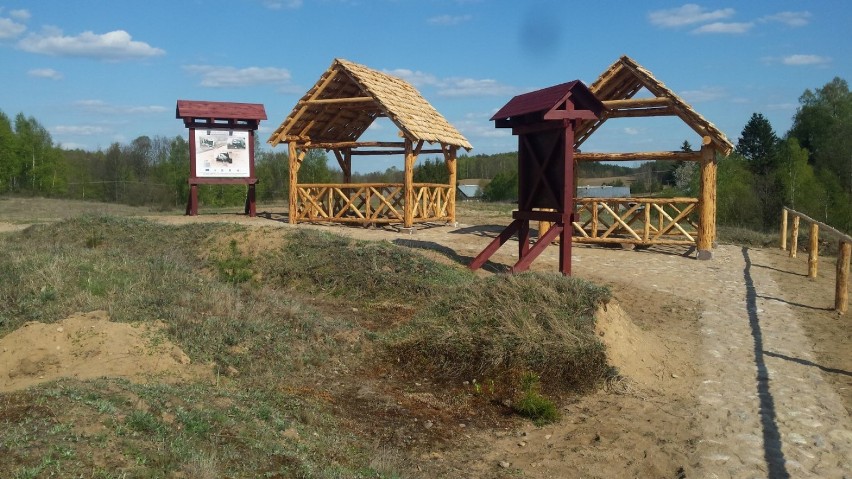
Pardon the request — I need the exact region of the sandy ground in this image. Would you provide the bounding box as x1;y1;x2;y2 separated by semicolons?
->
0;203;849;478
0;311;206;393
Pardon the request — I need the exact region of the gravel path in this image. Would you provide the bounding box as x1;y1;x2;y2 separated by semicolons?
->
687;245;851;478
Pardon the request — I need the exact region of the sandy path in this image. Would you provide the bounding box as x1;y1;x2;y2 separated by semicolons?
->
688;246;851;478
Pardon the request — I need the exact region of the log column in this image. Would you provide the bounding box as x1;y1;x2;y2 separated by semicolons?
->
837;241;850;314
288;142;302;224
444;145;458;224
403;139;415;228
696;140;717;260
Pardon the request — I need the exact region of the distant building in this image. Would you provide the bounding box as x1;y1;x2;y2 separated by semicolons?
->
577;185;630;198
457;178;489;200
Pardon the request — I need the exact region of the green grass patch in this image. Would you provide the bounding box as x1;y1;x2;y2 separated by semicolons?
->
385;272;611;392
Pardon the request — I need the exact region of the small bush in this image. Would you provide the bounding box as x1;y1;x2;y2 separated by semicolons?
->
514;372;560;426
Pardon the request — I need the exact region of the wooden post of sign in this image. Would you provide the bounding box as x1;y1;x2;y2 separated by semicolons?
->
696;141;716;259
780;209;788;251
808;223;819;278
837;241;851;314
790;216;800;258
245;184;256;216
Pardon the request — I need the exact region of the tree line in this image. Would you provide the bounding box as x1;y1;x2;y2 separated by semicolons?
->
1;76;848;232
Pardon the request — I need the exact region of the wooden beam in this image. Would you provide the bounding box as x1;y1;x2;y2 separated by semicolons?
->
603;98;673;109
305;97;374;104
784;207;852;244
606;107;676;118
350;149;443;156
306;141;406;149
575;151;702;162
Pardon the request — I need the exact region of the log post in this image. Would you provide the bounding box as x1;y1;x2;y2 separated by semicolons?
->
403;139;416;228
696;142;716;259
837;241;851;314
808;223;819;279
288;142;299;224
445;145;458;224
780;209;788;251
790;215;800;258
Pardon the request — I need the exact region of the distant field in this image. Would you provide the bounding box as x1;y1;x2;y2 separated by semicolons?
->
577;175;636;187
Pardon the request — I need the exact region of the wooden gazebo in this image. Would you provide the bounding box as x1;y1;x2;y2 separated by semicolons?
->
573;55;734;259
268;59;472;227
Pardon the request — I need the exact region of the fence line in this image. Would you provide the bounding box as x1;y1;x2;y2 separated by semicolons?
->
780;207;851;314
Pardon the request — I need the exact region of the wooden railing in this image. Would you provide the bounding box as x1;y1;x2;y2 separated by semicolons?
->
780;207;851;314
294;183;452;225
572;197;699;246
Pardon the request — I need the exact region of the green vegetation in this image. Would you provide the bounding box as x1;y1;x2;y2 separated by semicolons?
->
514;372;560;426
386;272;610;391
0;216;612;476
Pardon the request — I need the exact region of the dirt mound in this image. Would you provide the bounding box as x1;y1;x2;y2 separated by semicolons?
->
595;301;669;388
0;311;205;392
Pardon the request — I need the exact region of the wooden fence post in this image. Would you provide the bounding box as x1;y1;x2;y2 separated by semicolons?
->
808;223;819;278
780;209;788;251
837;241;850;314
790;215;800;258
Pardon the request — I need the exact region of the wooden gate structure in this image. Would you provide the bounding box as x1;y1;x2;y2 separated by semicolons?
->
267;59;472;227
471;56;734;275
574;55;734;259
470;80;604;275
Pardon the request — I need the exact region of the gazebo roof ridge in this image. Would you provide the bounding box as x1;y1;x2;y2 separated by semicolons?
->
268;58;472;150
579;55;733;154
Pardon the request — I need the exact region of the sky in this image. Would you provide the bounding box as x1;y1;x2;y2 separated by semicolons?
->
0;0;849;173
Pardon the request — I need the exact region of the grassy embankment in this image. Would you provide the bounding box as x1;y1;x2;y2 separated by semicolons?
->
0;214;610;478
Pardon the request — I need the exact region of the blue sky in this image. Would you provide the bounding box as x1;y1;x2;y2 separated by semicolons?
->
0;0;849;172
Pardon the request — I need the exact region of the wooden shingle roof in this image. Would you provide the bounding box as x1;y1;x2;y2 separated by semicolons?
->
268;58;472;150
576;55;733;154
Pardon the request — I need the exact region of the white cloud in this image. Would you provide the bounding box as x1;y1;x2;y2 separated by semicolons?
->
648;4;735;28
761;11;811;27
0;16;26;39
679;86;727;103
624;127;640;135
28;68;62;80
53;125;108;135
385;68;440;88
9;9;30;21
184;65;293;88
437;78;516;97
74;100;167;114
386;68;515;97
427;14;473;26
692;22;753;34
19;29;165;60
782;54;831;66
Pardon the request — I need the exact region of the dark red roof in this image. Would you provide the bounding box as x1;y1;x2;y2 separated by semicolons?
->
490;80;603;121
176;100;267;121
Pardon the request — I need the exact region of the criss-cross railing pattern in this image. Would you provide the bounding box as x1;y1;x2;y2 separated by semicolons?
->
295;183;452;224
572;197;699;245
